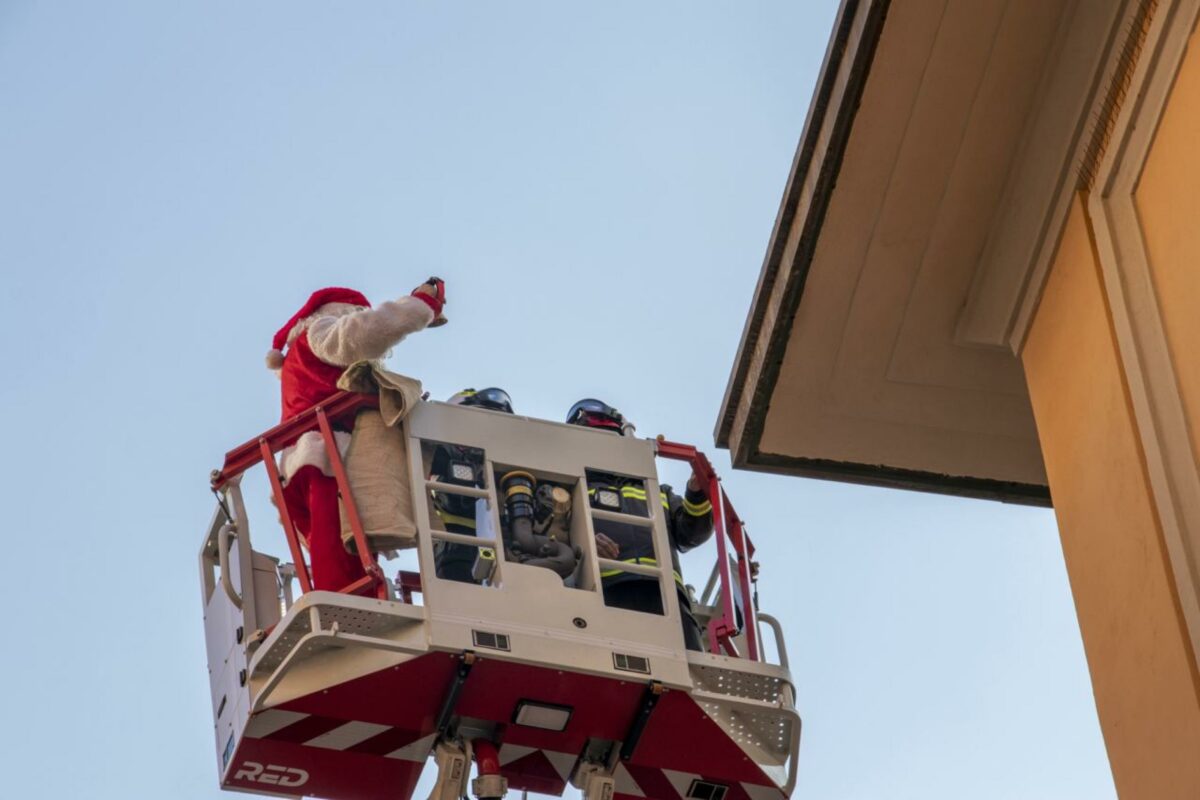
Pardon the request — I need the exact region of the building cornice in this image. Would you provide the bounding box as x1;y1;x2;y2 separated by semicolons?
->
716;0;891;454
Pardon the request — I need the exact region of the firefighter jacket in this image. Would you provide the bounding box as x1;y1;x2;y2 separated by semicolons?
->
587;472;714;599
430;444;484;569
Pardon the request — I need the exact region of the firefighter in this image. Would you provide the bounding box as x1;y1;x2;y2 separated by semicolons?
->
566;398;713;651
430;388;514;582
266;280;446;592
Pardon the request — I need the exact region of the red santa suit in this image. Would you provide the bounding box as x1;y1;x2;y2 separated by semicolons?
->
266;286;442;592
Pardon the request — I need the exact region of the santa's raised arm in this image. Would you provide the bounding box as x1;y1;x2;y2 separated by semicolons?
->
266;280;445;592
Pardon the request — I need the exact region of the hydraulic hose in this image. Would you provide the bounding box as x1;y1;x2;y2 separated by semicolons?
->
509;516;577;578
473;740;501;776
502;470;578;578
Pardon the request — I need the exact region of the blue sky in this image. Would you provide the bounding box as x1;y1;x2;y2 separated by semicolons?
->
0;2;1114;799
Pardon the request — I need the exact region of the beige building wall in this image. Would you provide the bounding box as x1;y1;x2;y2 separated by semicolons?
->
1022;196;1200;798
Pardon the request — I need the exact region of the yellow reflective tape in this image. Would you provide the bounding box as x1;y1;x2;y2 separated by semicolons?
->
682;498;712;516
435;510;477;529
598;557;684;585
589;486;669;511
599;569;686;585
590;486;656;497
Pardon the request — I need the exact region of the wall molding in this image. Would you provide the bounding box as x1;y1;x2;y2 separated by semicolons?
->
1087;0;1200;674
956;0;1129;351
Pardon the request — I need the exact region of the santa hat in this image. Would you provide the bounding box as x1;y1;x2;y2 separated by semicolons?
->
266;287;370;369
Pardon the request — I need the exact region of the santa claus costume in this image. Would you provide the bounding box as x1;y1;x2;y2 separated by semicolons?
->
267;284;443;592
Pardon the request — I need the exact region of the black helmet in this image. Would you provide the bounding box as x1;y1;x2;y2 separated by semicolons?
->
449;387;514;414
566;398;625;433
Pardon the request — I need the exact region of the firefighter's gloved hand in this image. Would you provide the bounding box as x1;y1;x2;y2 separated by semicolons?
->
687;472;706;495
595;533;620;560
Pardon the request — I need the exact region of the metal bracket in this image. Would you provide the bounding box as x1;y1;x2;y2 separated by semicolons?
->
434;650;478;738
618;681;664;762
471;773;508;800
574;763;615;800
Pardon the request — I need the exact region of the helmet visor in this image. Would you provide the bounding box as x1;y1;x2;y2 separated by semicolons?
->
567;398;623;428
471;387;513;413
449;387;512;413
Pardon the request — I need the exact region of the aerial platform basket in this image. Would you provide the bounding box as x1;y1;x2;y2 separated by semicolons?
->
201;393;800;800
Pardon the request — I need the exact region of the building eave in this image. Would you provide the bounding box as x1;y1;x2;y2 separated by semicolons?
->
715;0;1122;506
716;0;892;452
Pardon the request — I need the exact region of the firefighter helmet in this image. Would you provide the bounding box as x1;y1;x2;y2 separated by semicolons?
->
449;387;514;414
566;398;626;433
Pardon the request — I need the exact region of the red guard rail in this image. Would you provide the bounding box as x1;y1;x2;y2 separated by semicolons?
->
655;438;759;661
211;399;761;659
211;390;387;599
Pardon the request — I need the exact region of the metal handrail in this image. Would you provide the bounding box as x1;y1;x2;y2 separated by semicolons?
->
655;438;760;661
217;522;243;610
211;391;387;600
279;563;297;611
212;390;378;490
428;530;498;548
589;507;655;528
756;612;789;669
596;557;661;578
209;398;778;664
426;481;492;503
699;560;721;607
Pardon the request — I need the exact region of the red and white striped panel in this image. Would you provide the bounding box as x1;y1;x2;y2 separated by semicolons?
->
492;743;787;800
229;652;788;800
616;764;785;800
496;742;577;795
222;710;434;800
244;709;437;762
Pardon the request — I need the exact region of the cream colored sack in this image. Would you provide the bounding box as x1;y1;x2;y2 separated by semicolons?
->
336;363;424;554
339;409;418;553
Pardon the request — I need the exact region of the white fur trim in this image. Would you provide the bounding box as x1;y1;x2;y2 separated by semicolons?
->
284;302;363;347
269;303;365;371
307;295;435;367
279;430;353;483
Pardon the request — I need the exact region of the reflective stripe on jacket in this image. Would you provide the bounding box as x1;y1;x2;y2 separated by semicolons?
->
587;473;714;595
430;444;481;566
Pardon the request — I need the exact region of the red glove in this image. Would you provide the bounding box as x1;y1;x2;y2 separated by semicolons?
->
411;277;446;317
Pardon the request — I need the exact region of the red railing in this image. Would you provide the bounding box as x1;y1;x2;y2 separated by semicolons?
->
212;390;388;599
212;399;760;658
655;438;759;660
